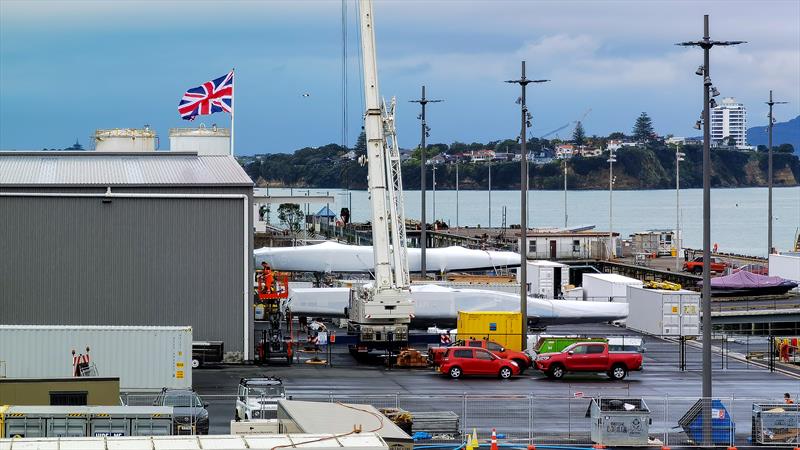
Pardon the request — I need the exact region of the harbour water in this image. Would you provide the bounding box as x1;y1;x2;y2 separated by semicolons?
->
257;186;799;258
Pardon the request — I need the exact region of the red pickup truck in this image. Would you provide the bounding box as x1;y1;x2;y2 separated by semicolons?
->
683;256;728;274
428;339;533;372
534;342;643;380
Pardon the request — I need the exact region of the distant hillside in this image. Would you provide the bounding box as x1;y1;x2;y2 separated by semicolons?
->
747;115;800;154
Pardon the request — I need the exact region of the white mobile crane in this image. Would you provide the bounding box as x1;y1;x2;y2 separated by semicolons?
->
346;0;414;356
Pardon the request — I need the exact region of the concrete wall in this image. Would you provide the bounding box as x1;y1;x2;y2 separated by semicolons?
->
0;378;120;406
0;189;252;358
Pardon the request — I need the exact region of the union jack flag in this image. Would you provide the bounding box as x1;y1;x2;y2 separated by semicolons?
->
178;71;233;120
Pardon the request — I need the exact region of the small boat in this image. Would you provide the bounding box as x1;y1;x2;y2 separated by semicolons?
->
699;270;798;297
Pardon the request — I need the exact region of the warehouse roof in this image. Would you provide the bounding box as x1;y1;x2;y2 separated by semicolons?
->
0;151;253;187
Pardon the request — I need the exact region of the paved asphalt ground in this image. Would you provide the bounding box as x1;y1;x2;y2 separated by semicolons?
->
187;323;800;448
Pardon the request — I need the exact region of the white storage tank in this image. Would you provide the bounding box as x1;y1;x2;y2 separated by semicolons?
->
769;253;800;283
582;273;643;302
93;127;157;152
518;260;569;298
0;325;192;391
625;285;700;336
169;124;231;155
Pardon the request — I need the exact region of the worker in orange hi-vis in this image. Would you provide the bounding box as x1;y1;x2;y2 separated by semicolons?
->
780;339;791;363
260;261;274;294
785;393;794;404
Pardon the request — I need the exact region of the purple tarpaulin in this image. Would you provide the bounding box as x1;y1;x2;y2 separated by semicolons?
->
699;270;796;288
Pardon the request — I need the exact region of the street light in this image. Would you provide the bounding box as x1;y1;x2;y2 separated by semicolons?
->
766;90;788;256
506;61;549;351
410;86;443;279
607;148;616;259
676;15;745;445
675;143;686;271
432;164;437;224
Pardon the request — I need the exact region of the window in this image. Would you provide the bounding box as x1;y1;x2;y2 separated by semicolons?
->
570;345;588;354
468;341;483;348
572;240;581;252
453;349;472;359
487;342;503;352
587;345;605;354
475;349;494;360
50;391;87;406
528;240;537;253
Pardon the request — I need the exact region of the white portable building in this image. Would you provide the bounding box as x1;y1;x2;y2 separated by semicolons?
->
769;253;800;282
625;286;700;336
518;260;569;298
582;273;643;303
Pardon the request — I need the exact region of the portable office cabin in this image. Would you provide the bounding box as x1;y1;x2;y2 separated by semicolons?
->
0;151;254;360
518;260;569;298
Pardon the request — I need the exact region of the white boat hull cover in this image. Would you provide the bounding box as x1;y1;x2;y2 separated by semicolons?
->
288;284;628;326
254;242;521;273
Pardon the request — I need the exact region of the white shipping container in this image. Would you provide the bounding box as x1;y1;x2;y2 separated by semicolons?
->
518;260;569;298
769;253;800;282
0;325;191;391
625;286;700;336
582;273;643;302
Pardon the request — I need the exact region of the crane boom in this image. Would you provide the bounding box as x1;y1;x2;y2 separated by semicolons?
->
347;0;413;354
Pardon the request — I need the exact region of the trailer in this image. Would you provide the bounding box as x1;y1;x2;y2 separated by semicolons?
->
0;325;192;391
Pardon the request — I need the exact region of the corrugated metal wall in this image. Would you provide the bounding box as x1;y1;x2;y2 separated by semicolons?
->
0;193;249;355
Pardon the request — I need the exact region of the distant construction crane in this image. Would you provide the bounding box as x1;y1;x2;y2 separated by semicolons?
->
539;108;592;139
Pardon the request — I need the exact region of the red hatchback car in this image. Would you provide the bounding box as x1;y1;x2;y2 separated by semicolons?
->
437;346;521;379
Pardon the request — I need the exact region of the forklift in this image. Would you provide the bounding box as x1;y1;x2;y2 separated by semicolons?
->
254;262;293;365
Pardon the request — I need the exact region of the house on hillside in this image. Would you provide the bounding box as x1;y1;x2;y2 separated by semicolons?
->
341;150;357;161
468;149;495;162
427;154;447;165
555;144;575;159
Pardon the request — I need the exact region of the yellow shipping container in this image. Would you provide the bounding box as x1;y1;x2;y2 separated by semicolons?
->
456;311;524;351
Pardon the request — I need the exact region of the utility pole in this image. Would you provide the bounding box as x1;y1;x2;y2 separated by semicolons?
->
766;90;788;257
677;16;745;446
675;143;685;271
506;61;548;351
432;165;437;224
608;148;616;259
410;86;443;279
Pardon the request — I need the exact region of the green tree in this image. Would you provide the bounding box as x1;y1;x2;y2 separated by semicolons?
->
632;112;655;143
278;203;304;245
608;131;626;140
776;143;795;154
573;121;586;145
355;131;367;155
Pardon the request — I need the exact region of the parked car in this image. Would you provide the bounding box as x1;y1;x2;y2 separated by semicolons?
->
153;388;209;435
534;342;643;380
429;339;532;372
235;376;285;421
683;256;728;274
437;346;521;379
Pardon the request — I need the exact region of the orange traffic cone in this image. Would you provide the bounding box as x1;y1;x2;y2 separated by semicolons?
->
490;429;498;450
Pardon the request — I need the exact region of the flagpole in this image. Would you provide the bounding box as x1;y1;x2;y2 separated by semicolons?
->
230;68;235;156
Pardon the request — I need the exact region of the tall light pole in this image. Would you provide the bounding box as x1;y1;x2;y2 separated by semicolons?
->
432;164;437;224
677;16;745;446
506;61;549;351
563;159;568;228
410;86;443;279
488;160;492;228
455;161;460;228
675;143;685;271
608;147;616;259
766;90;788;256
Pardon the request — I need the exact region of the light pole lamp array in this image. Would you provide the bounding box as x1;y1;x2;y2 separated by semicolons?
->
506;61;549;351
410;86;443;279
676;14;745;446
766;90;788;256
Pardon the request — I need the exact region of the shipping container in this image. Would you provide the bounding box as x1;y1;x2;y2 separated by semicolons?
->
456;311;523;351
769;253;800;282
0;406;172;438
582;273;643;303
625;286;700;336
0;325;191;391
518;260;569;298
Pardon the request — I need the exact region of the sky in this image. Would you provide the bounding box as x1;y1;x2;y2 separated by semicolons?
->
1;0;799;155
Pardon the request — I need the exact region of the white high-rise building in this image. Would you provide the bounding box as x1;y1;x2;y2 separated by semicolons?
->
710;97;748;148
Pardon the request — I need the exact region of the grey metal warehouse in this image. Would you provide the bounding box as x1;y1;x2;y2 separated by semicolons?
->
0;152;254;360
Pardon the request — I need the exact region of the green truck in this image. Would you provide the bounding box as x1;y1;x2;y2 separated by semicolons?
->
533;336;608;354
